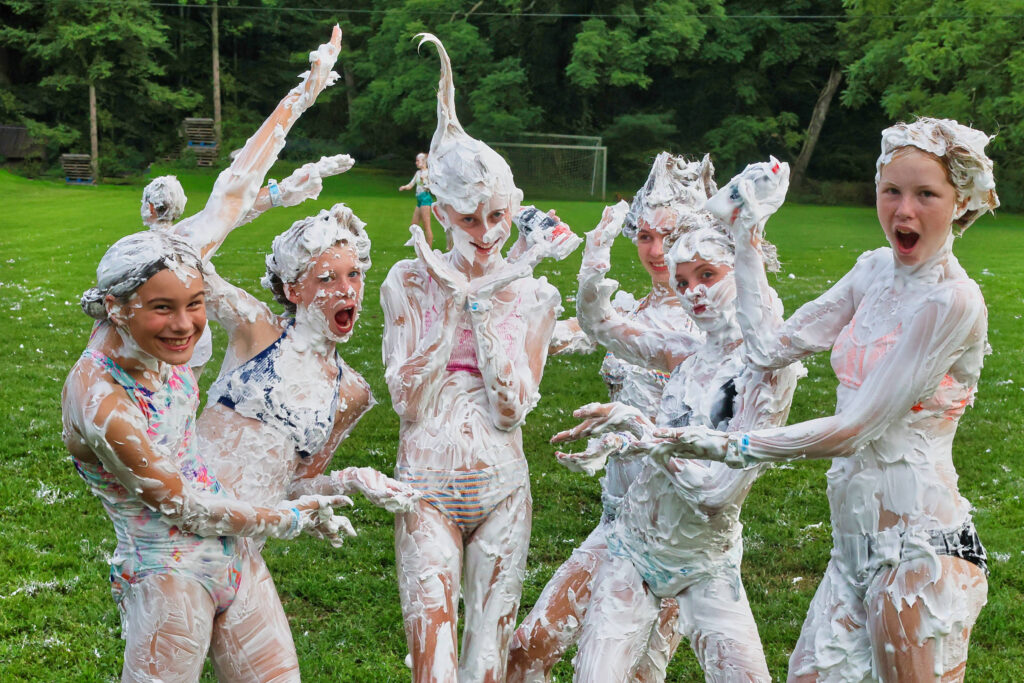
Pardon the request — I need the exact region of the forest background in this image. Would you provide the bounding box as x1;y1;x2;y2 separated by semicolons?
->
2;0;1024;209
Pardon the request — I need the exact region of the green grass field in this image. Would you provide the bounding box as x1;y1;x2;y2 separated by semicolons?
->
1;165;1022;681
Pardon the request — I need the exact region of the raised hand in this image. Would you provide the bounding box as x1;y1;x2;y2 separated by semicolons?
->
551;401;652;445
582;201;629;272
512;206;583;266
705;158;790;238
300;24;342;101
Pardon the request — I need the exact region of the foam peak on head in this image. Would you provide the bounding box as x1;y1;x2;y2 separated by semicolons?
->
141;175;187;228
876;117;999;229
81;230;204;320
262;203;370;312
416;33;523;215
666;218;735;274
624;152;718;242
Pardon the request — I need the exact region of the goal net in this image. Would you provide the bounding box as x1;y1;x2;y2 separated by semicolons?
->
487;133;607;201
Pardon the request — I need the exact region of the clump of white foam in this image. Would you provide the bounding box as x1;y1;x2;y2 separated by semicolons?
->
416;33;523;216
876;117;999;228
262;203;370;296
623;152;717;242
80;230;204;320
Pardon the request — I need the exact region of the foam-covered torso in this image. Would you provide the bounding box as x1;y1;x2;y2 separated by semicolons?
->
600;289;696;515
389;258;558;471
825;246;984;536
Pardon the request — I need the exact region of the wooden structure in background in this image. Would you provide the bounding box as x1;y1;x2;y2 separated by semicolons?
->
59;154;94;184
183;117;218;166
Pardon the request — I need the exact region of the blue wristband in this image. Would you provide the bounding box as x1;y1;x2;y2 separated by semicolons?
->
267;179;283;207
289;507;301;536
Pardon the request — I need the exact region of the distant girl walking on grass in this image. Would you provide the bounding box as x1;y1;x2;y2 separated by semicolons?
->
399;152;436;247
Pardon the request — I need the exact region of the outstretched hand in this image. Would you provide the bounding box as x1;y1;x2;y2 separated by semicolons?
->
651;425;730;462
551;401;651;445
332;467;420;514
555;431;633;476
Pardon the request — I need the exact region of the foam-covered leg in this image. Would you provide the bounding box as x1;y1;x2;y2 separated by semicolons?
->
210;544;299;682
118;574;214;683
675;573;770;682
395;500;463;683
507;524;609;683
572;553;660;682
461;484;532;683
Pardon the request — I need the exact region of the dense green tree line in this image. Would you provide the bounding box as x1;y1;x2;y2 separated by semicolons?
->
1;0;1022;207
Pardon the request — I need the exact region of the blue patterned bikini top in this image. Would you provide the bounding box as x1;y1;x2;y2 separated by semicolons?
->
208;321;343;458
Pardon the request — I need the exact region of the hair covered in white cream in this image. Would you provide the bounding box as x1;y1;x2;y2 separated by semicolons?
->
141;175;187;228
416;33;523;217
623;152;718;243
262;202;371;314
81;230;205;320
666;208;780;274
876;117;999;230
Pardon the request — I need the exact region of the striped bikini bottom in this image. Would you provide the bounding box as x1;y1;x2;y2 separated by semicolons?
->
395;459;529;536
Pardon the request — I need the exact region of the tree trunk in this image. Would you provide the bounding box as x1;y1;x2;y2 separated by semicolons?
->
791;66;842;192
342;61;356;123
89;82;99;182
211;2;222;144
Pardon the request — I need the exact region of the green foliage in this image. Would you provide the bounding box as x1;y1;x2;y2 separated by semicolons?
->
840;0;1024;209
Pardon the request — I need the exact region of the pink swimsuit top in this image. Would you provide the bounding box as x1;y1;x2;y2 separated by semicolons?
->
423;298;524;376
831;315;974;421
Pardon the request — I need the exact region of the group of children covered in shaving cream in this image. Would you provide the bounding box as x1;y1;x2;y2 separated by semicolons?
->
61;24;1000;683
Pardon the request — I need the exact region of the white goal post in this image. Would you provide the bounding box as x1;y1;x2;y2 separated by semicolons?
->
487;133;607;200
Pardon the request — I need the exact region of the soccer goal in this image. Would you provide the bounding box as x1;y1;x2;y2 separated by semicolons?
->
487;133;607;200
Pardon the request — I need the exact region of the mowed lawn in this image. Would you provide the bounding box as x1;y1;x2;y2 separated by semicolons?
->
1;165;1022;681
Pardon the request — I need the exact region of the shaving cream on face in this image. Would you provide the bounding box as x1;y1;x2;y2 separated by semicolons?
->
875;118;999;228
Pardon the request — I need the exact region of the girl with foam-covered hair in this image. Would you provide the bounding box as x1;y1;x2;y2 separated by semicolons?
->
508;151;713;682
63;230;352;681
185;199;417;678
551;160;801;681
653;119;999;681
380;33;562;682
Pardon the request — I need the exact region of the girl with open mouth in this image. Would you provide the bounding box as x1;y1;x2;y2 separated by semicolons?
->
649;118;999;681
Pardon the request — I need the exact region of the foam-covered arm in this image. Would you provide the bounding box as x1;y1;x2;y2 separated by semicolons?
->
740;250;885;372
548;317;597;355
576;269;700;373
66;380;342;541
237;154;355;227
467;280;558;430
380;263;462;422
722;285;985;467
173;26;342;259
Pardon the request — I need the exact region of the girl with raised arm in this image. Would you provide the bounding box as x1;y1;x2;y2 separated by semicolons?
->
552;161;802;681
657;119;998;682
380;34;561;682
134;25;353;376
399;151;436;247
62;231;348;682
508;152;713;683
